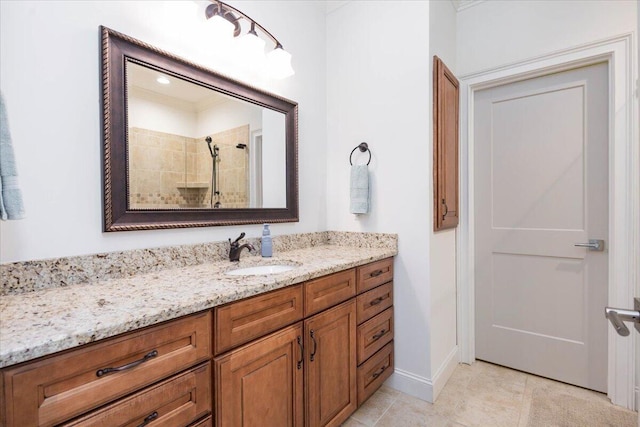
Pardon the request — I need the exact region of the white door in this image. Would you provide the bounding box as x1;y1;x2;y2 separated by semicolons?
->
474;62;609;392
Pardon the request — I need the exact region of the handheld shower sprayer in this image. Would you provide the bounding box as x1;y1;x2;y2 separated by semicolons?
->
205;136;214;158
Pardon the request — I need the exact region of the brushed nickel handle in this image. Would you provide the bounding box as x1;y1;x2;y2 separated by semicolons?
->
296;336;303;369
370;270;384;277
605;307;640;337
442;199;448;220
310;330;317;362
574;239;604;251
372;329;387;341
137;411;158;427
96;349;158;377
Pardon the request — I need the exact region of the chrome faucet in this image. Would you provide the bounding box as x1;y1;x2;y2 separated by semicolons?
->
229;232;255;262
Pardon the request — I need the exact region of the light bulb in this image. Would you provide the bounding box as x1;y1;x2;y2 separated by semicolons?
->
267;46;294;79
236;31;266;70
209;14;235;42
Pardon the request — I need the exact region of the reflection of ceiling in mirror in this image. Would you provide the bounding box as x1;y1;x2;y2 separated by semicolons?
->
127;61;235;112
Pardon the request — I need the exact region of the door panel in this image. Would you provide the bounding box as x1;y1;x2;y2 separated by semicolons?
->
475;62;608;392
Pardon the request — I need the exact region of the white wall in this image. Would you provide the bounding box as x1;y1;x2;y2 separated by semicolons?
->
128;94;198;137
262;109;286;208
196;99;262;138
428;0;459;399
457;0;638;75
0;0;327;263
326;1;435;400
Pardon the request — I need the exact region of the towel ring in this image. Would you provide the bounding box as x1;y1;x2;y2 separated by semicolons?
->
349;142;371;165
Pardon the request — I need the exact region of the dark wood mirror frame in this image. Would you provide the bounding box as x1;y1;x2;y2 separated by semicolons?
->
101;26;298;232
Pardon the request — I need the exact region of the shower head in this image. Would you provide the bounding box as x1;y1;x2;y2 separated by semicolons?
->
205;136;214;158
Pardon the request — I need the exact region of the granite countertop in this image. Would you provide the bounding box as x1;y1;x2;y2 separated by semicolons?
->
0;244;396;369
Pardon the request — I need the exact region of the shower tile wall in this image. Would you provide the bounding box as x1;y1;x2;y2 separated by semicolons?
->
129;127;188;209
129;125;249;209
202;125;250;209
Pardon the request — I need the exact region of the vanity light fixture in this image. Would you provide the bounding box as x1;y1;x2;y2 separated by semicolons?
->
205;0;294;79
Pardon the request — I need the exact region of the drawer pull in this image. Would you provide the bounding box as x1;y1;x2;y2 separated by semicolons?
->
96;349;158;377
370;270;384;277
310;330;317;362
297;336;304;369
137;411;159;427
369;296;386;306
372;365;387;379
372;330;387;341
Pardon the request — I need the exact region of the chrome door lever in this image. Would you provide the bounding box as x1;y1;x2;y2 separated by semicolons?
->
605;302;640;337
574;239;604;251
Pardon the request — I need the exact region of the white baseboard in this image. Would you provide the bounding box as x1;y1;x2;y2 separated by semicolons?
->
385;346;460;404
386;369;434;402
431;346;460;401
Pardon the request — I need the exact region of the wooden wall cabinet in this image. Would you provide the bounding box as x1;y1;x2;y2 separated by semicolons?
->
433;55;460;231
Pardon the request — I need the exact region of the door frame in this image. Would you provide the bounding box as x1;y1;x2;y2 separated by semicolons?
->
457;33;638;410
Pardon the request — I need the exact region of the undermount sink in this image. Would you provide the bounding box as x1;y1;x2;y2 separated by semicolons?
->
225;264;297;276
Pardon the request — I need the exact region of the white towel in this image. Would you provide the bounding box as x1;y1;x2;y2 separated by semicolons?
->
350;164;369;214
0;92;25;220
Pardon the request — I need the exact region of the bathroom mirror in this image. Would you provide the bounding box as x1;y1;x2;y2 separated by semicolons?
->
101;26;298;231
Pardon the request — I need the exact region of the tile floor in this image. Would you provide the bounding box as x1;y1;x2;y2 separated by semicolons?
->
343;361;637;427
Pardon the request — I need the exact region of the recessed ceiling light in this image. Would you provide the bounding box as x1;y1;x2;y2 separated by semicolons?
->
156;76;170;85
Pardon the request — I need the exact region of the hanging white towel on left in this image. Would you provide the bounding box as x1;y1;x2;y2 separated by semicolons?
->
350;164;369;214
0;92;25;220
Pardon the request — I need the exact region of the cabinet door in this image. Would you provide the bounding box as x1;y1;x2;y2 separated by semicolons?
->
215;323;303;427
305;300;357;427
433;55;459;231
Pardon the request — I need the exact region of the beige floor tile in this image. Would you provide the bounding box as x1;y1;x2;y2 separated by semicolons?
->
346;362;637;427
350;387;399;426
372;394;442;427
452;395;522;427
341;417;369;427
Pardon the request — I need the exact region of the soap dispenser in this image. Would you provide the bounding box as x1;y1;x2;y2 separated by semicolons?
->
261;224;272;257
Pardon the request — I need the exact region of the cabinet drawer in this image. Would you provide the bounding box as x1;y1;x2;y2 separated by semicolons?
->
191;416;213;427
304;269;356;316
357;342;394;405
357;258;393;293
1;311;211;427
64;362;211;426
215;285;303;355
357;308;394;365
356;282;393;325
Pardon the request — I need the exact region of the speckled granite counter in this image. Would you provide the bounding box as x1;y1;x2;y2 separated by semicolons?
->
0;232;397;368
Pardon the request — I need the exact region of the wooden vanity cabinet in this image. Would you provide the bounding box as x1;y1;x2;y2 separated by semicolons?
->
1;257;394;427
215;258;394;427
355;258;395;407
1;311;212;427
